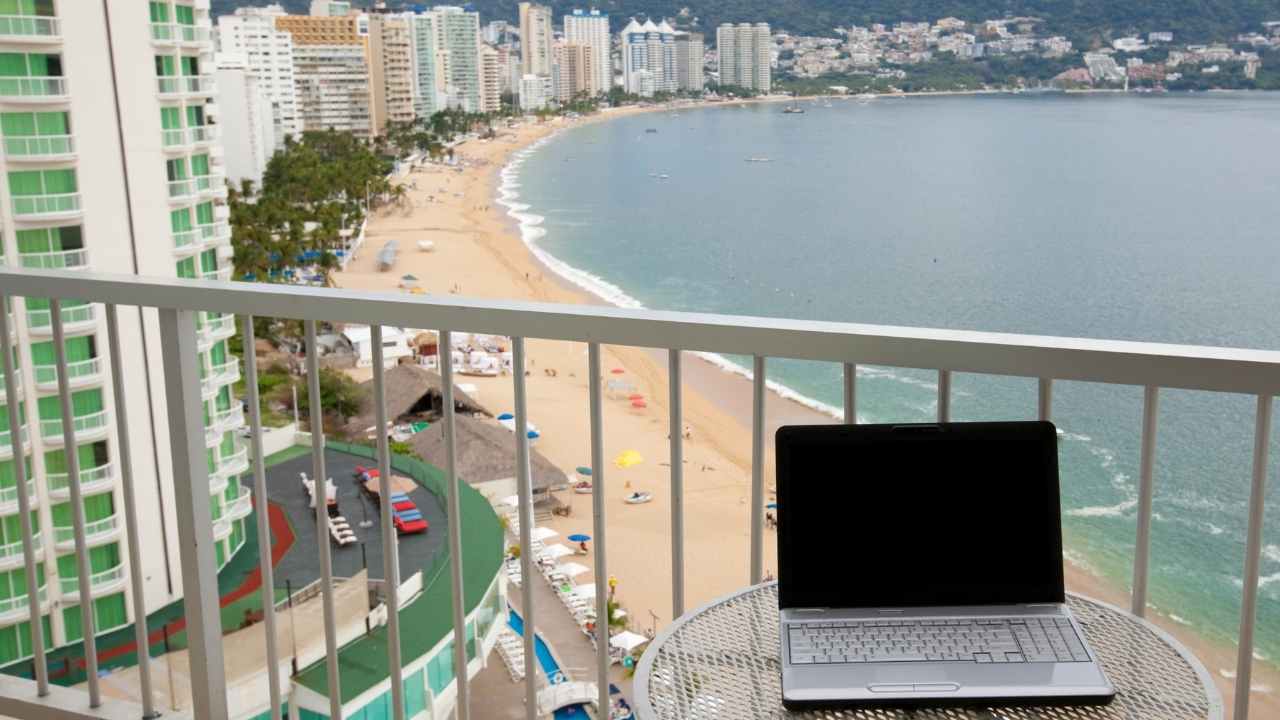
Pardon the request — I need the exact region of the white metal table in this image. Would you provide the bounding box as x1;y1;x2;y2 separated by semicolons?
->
634;583;1223;719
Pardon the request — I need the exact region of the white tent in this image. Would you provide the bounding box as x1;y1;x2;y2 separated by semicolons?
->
610;630;650;652
570;584;597;599
530;527;558;542
540;543;573;559
556;561;589;578
499;494;520;507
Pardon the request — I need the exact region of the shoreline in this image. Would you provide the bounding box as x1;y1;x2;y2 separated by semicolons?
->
334;99;1277;715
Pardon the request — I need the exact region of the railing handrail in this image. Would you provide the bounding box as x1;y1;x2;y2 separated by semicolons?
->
38;408;110;437
18;247;88;269
46;460;115;490
54;514;119;543
59;564;126;595
0;478;36;503
3;133;74;155
0;531;40;558
3;267;1277;395
0;14;60;36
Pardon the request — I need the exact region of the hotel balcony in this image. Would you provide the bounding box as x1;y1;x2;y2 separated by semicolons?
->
33;356;103;391
0;425;27;459
46;461;116;501
149;22;211;47
0;532;40;572
194;172;227;200
0;479;37;515
0;585;46;625
10;191;81;220
0;362;17;401
167;178;197;202
0;266;1275;720
198;221;231;247
18;247;88;271
173;227;201;256
38;408;111;445
2;133;74;161
0;15;60;43
58;563;127;600
0;75;68;102
200;265;232;282
205;404;244;446
25;302;95;336
162;124;217;152
223;486;253;522
52;513;121;552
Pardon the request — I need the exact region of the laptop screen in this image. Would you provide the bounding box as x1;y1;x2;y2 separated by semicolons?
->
776;421;1065;610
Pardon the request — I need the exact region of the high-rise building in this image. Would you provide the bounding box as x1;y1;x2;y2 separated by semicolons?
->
215;53;277;186
563;9;611;95
717;22;771;93
409;13;442;117
484;20;513;45
553;42;595;103
368;13;415;132
620;18;676;96
432;6;482;112
215;5;301;145
0;0;243;665
518;2;553;77
276;13;373;136
480;45;502;112
309;0;351;17
519;73;554;110
675;31;705;92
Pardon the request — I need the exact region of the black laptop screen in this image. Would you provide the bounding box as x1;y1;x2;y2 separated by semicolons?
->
776;422;1065;610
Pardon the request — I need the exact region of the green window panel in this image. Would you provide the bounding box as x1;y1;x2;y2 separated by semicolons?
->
199;248;217;273
404;668;426;717
63;592;127;643
195;201;214;225
214;384;231;412
190;153;210;176
0;456;31;490
214;541;224;567
0;512;40;547
219;431;235;456
205;447;215;475
170;207;192;233
229;518;243;552
16;226;82;254
180;56;198;77
299;710;328;720
175;4;194;25
8;168;75;195
155;55;175;77
0;401;24;432
186;105;203;127
23;297;83;313
148;1;169;23
176;257;196;279
427;640;454;695
43;441;107;476
165;157;187;181
29;336;94;366
160;106;182;131
351;692;388;720
0;616;53;667
0;111;68;137
36;388;102;421
0;563;44;598
57;543;118;578
50;492;113;527
0;52;57;77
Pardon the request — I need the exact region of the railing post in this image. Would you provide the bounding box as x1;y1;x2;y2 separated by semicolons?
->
371;326;406;720
0;297;47;696
51;299;99;708
589;343;609;716
1131;385;1159;617
750;355;765;584
1038;378;1053;423
1234;394;1273;720
668;349;684;619
843;362;857;424
239;315;282;720
440;330;470;720
303;320;342;720
157;308;227;720
937;369;951;423
105;304;158;718
511;336;537;720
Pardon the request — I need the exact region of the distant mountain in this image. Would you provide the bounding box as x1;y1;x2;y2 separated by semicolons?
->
212;0;1280;44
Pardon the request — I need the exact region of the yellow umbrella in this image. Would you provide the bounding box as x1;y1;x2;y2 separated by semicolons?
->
614;450;644;468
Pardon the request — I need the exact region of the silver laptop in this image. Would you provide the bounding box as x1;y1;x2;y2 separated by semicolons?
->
775;421;1115;710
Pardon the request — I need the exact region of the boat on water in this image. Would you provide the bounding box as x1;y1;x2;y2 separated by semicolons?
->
855;93;877;103
782;105;805;114
624;491;653;505
658;173;670;179
645;128;658;133
745;157;771;163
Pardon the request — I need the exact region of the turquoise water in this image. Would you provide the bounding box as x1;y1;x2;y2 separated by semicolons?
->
498;93;1280;674
507;609;590;718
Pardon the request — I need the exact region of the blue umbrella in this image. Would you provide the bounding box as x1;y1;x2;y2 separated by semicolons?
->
527;430;540;439
568;534;591;542
766;502;777;509
497;412;514;420
575;466;593;476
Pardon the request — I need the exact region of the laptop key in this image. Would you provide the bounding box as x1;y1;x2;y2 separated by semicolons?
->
974;653;992;663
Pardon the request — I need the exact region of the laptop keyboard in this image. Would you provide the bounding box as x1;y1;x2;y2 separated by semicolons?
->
787;616;1092;665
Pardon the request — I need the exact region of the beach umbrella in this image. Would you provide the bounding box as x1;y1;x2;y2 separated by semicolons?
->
611;368;625;374
766;502;778;509
628;393;644;400
498;412;514;420
631;399;647;409
527;430;540;439
567;533;591;542
610;630;650;652
575;466;593;476
614;450;644;468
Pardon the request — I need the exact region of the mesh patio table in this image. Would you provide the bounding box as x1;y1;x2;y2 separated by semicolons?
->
634;582;1223;720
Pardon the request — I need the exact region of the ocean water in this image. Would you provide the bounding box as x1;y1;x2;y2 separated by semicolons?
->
497;93;1280;672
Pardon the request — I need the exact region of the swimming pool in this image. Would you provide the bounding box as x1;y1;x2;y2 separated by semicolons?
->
507;608;588;718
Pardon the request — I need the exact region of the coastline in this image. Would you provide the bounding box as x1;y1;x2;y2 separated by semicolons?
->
333;101;1277;715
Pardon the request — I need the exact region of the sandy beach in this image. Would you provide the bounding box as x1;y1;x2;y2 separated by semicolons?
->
332;105;1278;717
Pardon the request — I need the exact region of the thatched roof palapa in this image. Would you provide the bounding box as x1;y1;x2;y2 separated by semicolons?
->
348;363;488;435
409;414;569;494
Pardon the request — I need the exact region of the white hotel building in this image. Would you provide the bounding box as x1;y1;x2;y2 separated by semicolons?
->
214;5;301;147
563;8;611;95
0;0;245;668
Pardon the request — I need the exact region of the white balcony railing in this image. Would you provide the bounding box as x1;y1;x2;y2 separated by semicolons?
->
194;172;226;198
200;265;232;282
173;227;201;253
150;22;210;45
39;409;111;444
0;585;46;623
58;564;127;598
224;487;252;521
198;222;231;246
33;356;103;389
53;514;120;550
11;191;81;217
46;462;116;500
0;479;37;514
212;444;249;480
3;133;74;159
167;178;196;200
201;357;240;397
0;14;60;40
0;532;40;570
0;425;28;458
19;247;88;270
205;404;244;445
0;266;1276;720
26;303;94;334
0;75;67;99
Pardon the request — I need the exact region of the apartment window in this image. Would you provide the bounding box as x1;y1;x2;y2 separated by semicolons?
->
62;592;127;643
191;153;210;177
43;440;108;478
16;226;81;256
170;207;192;234
174;4;193;26
0;457;32;498
195;200;214;225
176;256;196;279
56;545;119;587
0;110;67;137
186;104;204;127
148;1;169;23
50;493;113;536
165;157;188;181
0;52;59;87
8;168;75;196
0;564;43;602
160;106;181;130
0;615;52;671
37;388;102;423
180;55;199;77
155;54;176;77
0;0;55;17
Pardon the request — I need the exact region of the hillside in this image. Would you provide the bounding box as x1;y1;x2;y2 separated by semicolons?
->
212;0;1280;44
